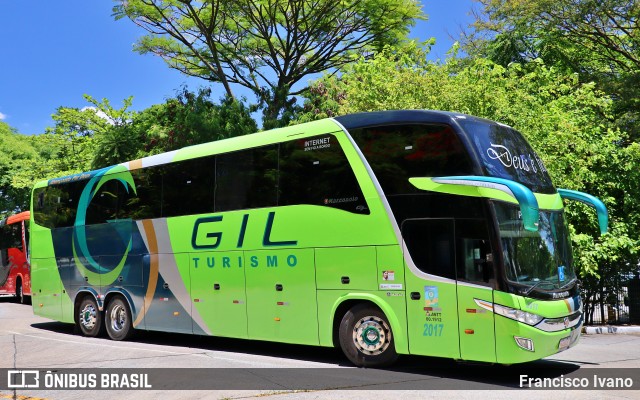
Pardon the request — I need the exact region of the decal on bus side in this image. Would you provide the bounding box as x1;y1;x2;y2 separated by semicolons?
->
192;254;298;268
191;211;299;249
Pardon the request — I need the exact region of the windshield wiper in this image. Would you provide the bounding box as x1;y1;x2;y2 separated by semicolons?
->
522;280;553;296
522;277;576;296
558;277;578;291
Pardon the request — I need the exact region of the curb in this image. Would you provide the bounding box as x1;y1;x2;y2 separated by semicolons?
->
582;325;640;335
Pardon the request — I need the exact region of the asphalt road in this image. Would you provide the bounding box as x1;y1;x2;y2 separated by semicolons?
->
0;296;639;400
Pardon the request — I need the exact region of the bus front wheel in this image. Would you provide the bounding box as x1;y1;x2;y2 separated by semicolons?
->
78;296;104;337
105;296;134;341
338;304;398;367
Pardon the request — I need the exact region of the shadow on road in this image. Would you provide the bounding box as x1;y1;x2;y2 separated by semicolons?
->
29;321;581;389
0;295;31;305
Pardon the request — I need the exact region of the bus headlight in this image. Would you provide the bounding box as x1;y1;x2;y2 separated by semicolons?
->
494;304;543;326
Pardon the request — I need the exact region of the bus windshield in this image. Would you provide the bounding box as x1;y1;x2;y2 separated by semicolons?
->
494;201;575;295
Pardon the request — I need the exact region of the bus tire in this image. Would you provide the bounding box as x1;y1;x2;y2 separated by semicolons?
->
105;296;134;341
338;303;398;367
77;296;104;337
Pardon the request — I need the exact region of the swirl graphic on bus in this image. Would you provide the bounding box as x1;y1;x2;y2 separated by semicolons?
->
486;144;513;168
486;143;540;174
71;166;137;286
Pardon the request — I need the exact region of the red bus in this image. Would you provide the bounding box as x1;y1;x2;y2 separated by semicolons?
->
0;211;30;303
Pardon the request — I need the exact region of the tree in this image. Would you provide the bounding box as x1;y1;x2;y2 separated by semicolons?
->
298;45;639;280
122;87;257;158
112;0;423;128
0;122;39;214
45;94;137;171
461;0;640;140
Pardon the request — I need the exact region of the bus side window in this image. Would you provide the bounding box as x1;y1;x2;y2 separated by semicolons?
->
33;187;51;228
278;134;369;214
349;124;472;196
456;219;494;285
402;219;456;280
85;179;119;225
163;156;216;217
120;167;163;220
215;145;278;212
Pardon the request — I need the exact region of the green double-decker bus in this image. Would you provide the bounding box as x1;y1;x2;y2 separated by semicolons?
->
30;110;607;367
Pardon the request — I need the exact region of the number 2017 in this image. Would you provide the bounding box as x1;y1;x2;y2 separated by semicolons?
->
423;323;444;336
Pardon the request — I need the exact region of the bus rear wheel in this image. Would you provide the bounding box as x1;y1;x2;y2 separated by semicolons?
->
105;296;133;341
338;304;398;367
78;296;104;337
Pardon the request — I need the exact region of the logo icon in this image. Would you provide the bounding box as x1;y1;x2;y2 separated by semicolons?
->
7;370;40;388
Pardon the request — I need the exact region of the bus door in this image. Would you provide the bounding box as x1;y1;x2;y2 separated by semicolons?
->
21;220;31;294
0;221;18;288
403;218;496;362
454;219;496;363
402;218;461;359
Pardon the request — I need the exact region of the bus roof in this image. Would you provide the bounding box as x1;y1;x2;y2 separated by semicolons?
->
32;110;515;190
34;117;343;189
334;110;489;130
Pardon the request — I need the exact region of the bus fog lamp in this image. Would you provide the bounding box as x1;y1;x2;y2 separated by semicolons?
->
514;336;535;352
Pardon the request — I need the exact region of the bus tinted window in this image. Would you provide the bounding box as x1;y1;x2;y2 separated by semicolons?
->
163;156;216;217
456;219;494;285
350;124;473;195
402;218;456;279
33;187;52;228
216;145;278;212
33;182;84;229
121;167;163;220
279;135;369;214
33;132;369;229
85;179;119;225
0;224;21;250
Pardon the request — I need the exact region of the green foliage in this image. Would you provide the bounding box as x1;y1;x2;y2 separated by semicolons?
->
0;122;39;214
298;45;640;279
462;0;640;141
123;88;257;158
113;0;423;127
44;94;137;172
0;88;258;215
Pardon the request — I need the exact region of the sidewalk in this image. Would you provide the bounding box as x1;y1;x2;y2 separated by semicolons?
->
582;325;640;335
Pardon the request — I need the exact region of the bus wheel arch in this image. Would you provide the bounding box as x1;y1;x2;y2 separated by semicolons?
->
335;300;399;367
76;294;105;337
103;294;134;341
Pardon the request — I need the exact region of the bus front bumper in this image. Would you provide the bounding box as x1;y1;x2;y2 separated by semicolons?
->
495;314;583;364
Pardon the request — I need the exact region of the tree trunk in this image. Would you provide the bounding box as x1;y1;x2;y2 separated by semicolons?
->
262;83;292;130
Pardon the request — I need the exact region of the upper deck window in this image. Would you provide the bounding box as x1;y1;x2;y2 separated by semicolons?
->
349;124;473;195
33;133;369;229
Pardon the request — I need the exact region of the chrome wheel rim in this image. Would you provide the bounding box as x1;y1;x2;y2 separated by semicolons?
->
80;303;97;330
352;316;391;355
110;303;127;332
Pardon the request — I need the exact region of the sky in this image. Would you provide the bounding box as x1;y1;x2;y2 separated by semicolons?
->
0;1;476;136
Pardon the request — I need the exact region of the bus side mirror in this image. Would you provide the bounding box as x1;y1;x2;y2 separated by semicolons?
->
409;176;540;232
557;189;608;235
